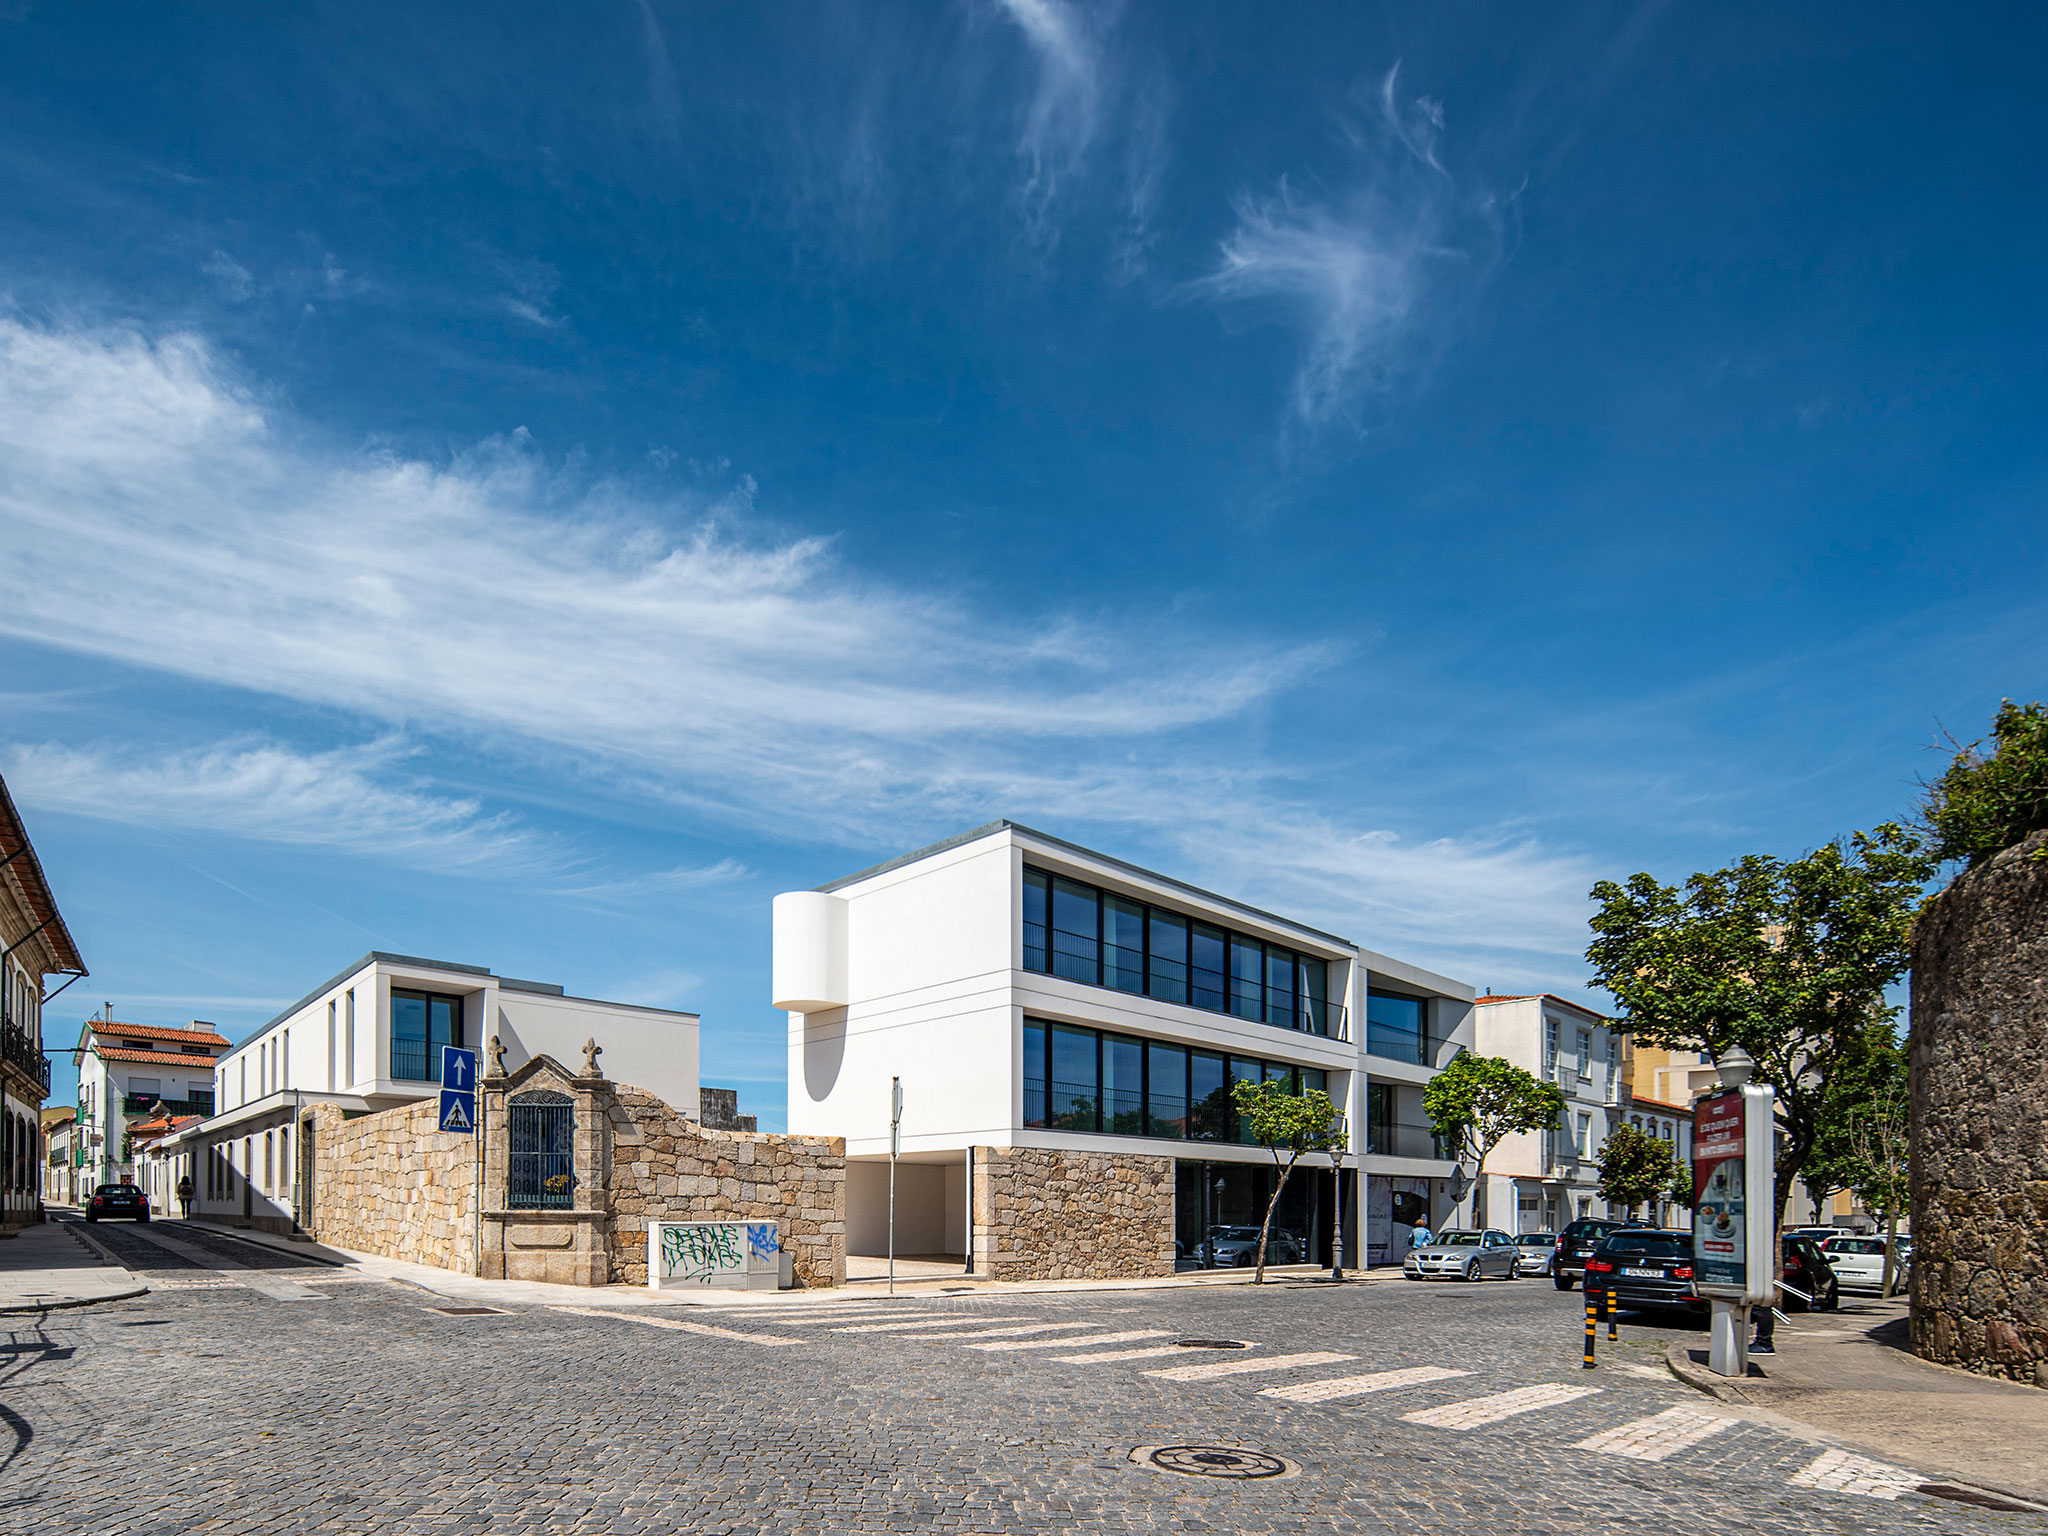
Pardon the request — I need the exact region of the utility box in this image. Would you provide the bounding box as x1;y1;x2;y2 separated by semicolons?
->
647;1219;783;1291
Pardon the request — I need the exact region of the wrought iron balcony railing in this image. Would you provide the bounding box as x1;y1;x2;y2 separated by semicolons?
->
0;1020;51;1095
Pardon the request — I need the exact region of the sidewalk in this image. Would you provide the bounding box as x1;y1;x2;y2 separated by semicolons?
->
205;1222;1403;1308
1669;1296;2048;1505
0;1215;147;1313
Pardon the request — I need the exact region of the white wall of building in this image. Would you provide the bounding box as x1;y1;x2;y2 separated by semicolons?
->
1471;995;1622;1232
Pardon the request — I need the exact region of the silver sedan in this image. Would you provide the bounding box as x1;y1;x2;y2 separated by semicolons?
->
1403;1229;1522;1281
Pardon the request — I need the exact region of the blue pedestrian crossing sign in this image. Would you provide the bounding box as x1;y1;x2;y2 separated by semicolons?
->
438;1089;475;1134
439;1046;479;1133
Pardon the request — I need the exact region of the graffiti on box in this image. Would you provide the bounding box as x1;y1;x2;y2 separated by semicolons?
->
656;1221;780;1285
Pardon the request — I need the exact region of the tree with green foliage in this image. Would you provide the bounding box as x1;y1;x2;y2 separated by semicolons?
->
1921;699;2048;867
1230;1077;1346;1284
1665;1159;1695;1215
1421;1053;1567;1228
1586;824;1933;1232
1595;1124;1676;1218
1804;1032;1911;1295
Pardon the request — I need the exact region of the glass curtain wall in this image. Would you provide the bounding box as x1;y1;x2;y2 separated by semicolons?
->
1364;989;1431;1065
1023;1018;1335;1144
1022;867;1342;1037
390;989;464;1082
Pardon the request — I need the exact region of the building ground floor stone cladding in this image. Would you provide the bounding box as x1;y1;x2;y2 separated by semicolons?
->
971;1145;1174;1282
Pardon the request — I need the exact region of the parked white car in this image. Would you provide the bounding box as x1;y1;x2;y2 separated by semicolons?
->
1822;1234;1907;1292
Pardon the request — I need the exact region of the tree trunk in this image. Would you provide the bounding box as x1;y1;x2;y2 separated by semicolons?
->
1254;1154;1297;1285
1881;1204;1900;1298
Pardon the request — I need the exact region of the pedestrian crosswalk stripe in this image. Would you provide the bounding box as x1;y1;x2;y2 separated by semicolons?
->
1052;1342;1260;1364
1143;1350;1357;1383
835;1316;1029;1333
1789;1448;1922;1500
895;1322;1106;1342
1259;1365;1467;1404
1401;1383;1599;1428
1574;1406;1739;1461
966;1329;1174;1353
552;1306;801;1346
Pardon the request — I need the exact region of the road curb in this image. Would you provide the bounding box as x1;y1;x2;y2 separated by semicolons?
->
0;1220;152;1313
1665;1340;1756;1403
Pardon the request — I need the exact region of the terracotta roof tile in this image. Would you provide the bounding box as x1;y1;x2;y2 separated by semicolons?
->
84;1020;232;1047
94;1046;225;1066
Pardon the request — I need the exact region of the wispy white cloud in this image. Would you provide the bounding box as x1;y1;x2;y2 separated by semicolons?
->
1196;64;1508;428
993;0;1104;238
4;738;538;873
0;313;1601;987
555;858;751;907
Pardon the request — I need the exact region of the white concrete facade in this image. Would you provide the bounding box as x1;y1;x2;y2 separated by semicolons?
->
72;1020;229;1197
167;951;701;1234
1470;994;1623;1234
778;821;1475;1270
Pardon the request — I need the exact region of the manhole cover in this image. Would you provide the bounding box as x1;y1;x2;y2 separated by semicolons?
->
1173;1338;1247;1350
428;1306;507;1316
1130;1444;1299;1480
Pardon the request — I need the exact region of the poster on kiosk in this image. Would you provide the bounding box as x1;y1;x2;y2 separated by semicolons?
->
1691;1081;1777;1306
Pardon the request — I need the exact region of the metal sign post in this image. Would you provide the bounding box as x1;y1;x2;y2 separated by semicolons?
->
1692;1055;1777;1378
888;1077;902;1297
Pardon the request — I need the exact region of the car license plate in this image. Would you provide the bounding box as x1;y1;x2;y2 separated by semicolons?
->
1622;1266;1662;1278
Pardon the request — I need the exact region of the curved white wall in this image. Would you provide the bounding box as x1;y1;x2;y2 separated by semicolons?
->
772;891;848;1012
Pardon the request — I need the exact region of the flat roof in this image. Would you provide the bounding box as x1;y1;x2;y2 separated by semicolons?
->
236;950;696;1053
816;819;1358;951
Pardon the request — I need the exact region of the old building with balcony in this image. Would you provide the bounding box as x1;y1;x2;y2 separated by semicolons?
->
0;774;86;1231
1471;993;1624;1234
72;1018;229;1195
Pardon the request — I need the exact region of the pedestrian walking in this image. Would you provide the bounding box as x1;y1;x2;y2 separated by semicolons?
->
1408;1217;1434;1252
176;1173;193;1220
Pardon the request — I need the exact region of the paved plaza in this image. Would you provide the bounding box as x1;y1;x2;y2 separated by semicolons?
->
5;1218;2043;1535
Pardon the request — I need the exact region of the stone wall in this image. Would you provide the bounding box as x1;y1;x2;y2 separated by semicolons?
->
607;1084;846;1288
972;1146;1174;1283
1910;829;2048;1385
306;1100;474;1273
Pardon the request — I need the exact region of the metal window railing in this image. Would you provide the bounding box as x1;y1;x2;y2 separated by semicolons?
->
0;1020;50;1095
1366;1120;1454;1161
508;1094;574;1210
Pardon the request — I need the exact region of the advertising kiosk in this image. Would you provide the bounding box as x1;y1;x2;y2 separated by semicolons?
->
1691;1046;1777;1377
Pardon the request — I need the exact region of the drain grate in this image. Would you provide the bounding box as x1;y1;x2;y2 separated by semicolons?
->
1130;1444;1298;1480
428;1306;508;1317
1918;1484;2040;1512
1173;1338;1247;1350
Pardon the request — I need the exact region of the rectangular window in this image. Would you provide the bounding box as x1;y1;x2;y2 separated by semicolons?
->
1366;1082;1394;1155
263;1131;274;1192
129;1077;161;1098
1229;1056;1263;1144
1264;946;1297;1029
391;989;465;1082
1102;896;1145;995
1365;991;1426;1064
1544;1018;1560;1080
1146;910;1188;1005
1263;1060;1297;1095
1022;1021;1049;1129
1102;1033;1144;1135
1049;1023;1099;1132
1049;878;1100;985
1023;869;1049;973
1299;958;1329;1036
344;988;356;1086
1190;923;1228;1012
1299;1066;1328;1104
1576;1029;1593;1080
1187;1050;1228;1141
1575;1112;1591;1156
1228;937;1264;1020
1145;1041;1186;1139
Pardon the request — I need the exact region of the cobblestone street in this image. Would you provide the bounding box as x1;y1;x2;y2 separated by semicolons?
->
6;1220;2042;1535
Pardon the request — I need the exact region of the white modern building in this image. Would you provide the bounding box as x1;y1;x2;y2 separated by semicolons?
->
164;951;702;1234
1470;993;1624;1234
72;1018;229;1196
775;821;1475;1274
1;775;86;1231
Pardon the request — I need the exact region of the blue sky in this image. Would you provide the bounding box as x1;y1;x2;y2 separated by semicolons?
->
5;4;2044;1128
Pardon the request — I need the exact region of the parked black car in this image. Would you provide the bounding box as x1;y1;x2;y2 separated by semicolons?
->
1781;1232;1842;1311
85;1183;150;1223
1551;1217;1624;1290
1582;1229;1702;1314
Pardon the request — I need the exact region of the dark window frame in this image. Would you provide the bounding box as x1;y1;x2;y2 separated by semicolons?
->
1019;866;1345;1040
390;988;466;1083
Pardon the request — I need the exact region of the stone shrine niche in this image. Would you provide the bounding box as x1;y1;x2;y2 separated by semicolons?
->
479;1050;611;1285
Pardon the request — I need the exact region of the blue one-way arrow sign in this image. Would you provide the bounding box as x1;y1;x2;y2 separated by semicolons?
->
441;1045;478;1092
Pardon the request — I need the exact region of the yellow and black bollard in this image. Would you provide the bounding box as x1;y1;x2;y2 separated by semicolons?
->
1583;1290;1597;1369
1606;1286;1618;1341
